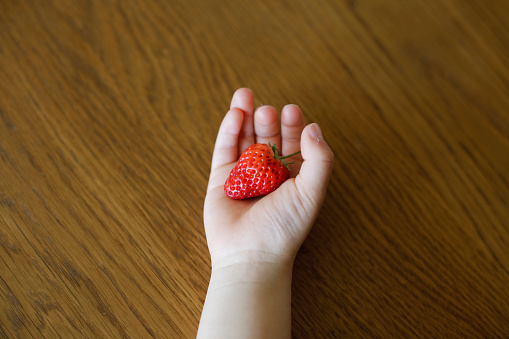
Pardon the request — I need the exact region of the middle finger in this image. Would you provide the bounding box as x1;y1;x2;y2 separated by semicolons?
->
254;105;281;149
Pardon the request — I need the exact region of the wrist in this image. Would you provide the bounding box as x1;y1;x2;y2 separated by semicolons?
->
199;253;293;339
210;250;294;286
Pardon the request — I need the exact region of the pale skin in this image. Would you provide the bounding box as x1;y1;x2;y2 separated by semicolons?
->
198;88;334;338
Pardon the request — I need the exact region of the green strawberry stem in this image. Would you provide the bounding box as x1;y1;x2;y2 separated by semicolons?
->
277;151;301;160
271;143;301;171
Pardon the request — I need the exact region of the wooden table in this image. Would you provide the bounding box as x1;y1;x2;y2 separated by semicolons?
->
1;0;508;337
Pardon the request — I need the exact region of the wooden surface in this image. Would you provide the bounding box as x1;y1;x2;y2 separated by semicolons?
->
1;0;508;337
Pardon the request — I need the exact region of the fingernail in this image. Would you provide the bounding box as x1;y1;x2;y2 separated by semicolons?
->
308;123;323;141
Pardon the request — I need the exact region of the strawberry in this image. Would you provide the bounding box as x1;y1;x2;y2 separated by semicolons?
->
224;143;301;199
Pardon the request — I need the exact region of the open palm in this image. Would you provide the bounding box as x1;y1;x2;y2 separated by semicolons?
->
204;88;334;268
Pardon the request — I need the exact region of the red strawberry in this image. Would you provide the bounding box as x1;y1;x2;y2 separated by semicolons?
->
224;143;301;199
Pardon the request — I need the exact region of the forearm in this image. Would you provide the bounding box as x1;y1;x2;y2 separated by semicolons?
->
197;260;293;339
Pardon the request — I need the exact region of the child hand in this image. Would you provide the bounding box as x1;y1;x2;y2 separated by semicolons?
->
204;88;334;269
199;88;333;338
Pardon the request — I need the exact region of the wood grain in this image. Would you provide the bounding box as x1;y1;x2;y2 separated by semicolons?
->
1;0;508;337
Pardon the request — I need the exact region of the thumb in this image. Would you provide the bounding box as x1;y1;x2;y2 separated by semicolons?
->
295;123;334;207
